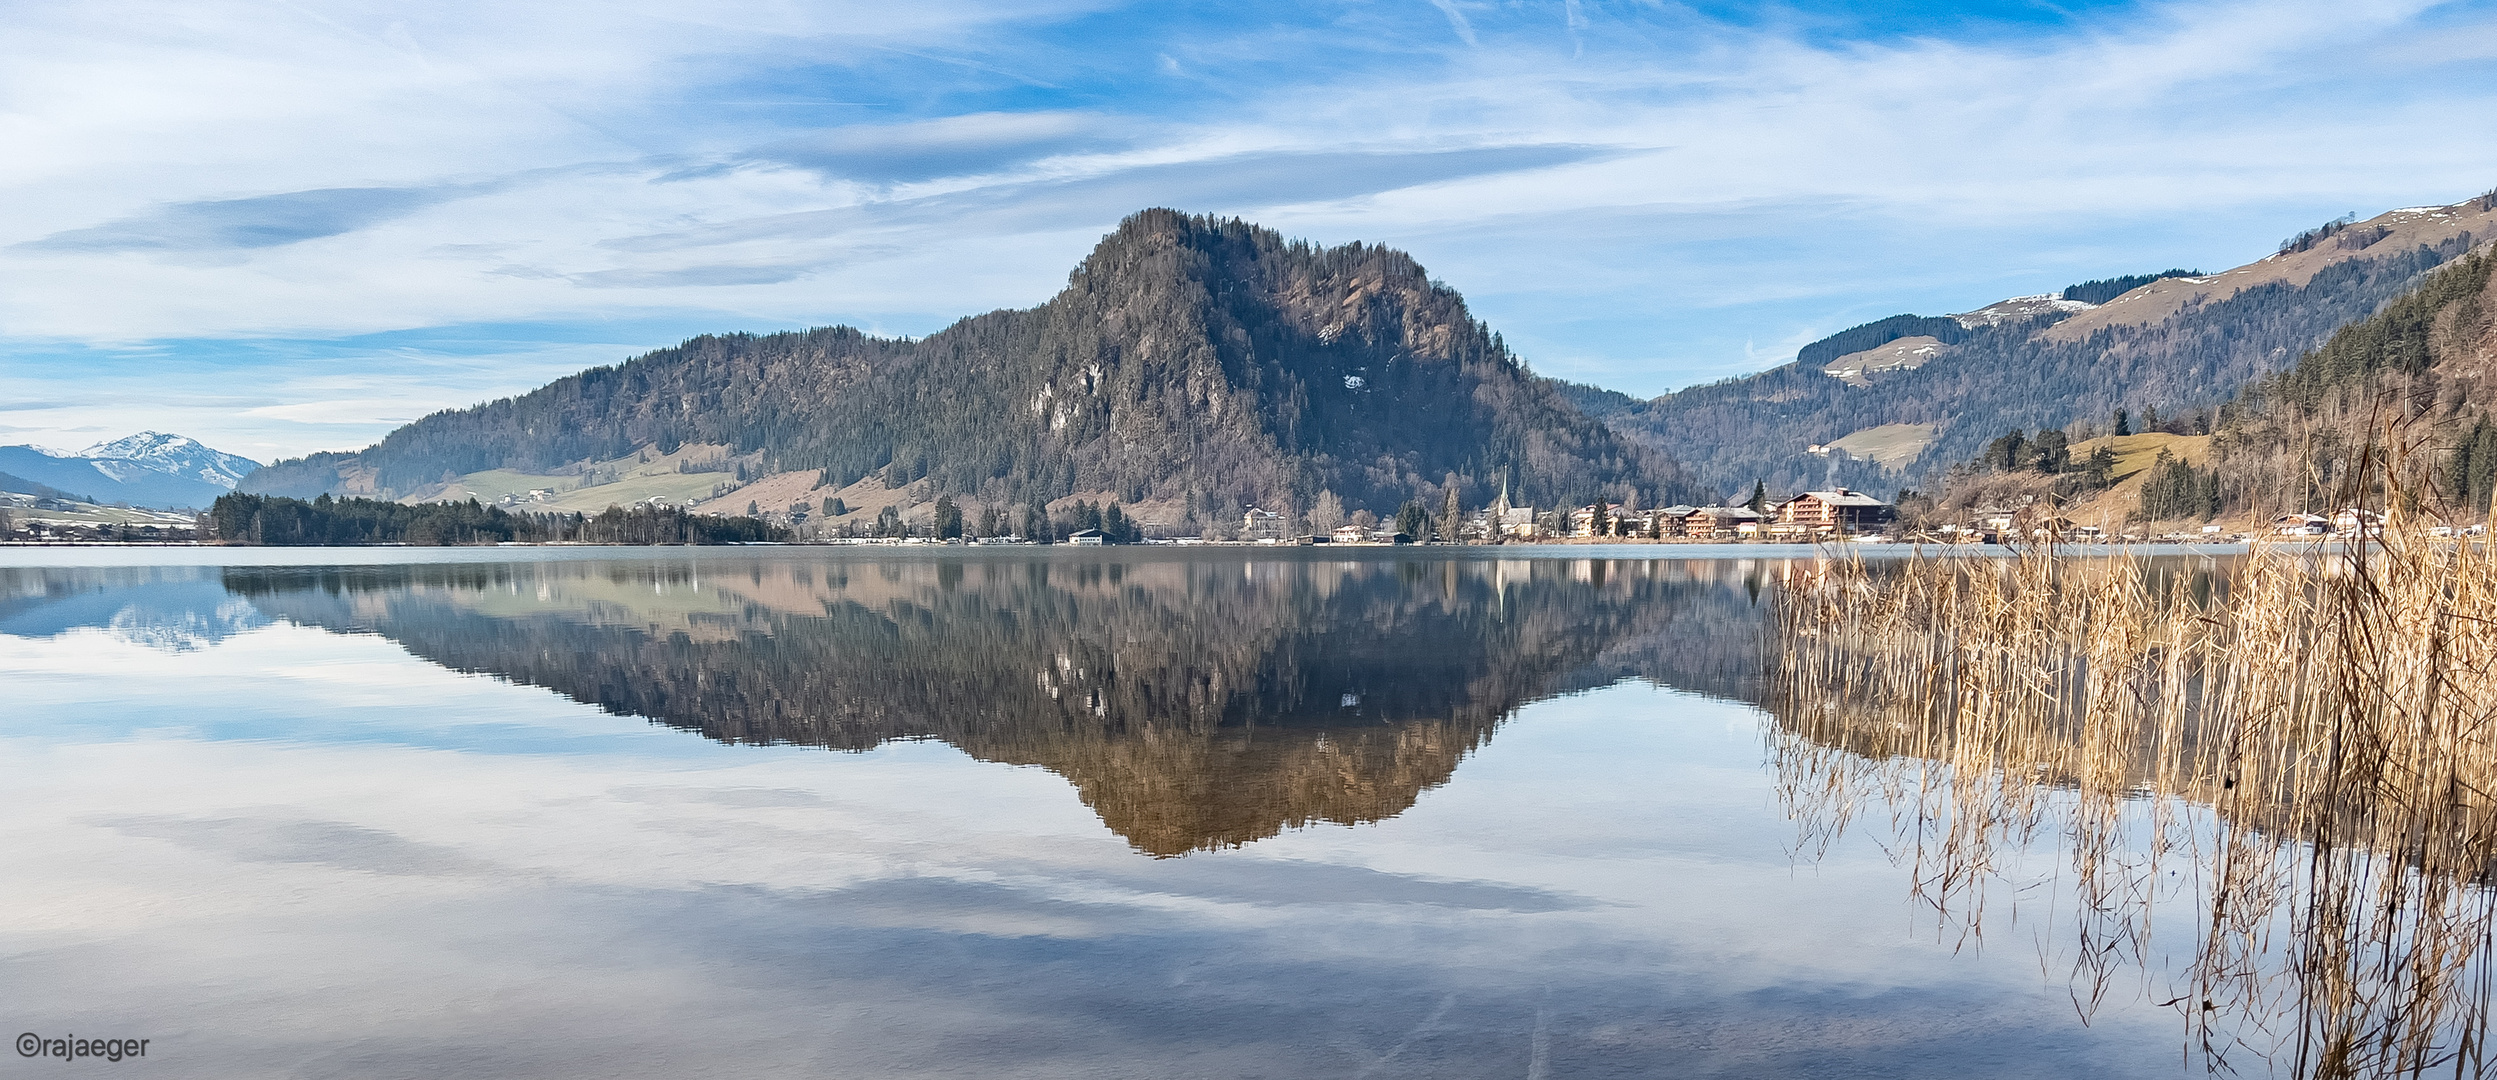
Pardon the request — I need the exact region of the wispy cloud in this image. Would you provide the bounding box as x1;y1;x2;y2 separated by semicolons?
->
752;111;1133;183
21;186;475;253
1428;0;1480;47
570;263;816;288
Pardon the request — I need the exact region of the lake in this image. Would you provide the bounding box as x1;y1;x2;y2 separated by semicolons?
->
2;545;2271;1077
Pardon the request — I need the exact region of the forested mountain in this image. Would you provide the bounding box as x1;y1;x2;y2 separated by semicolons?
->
1592;195;2497;495
244;210;1686;520
2201;246;2497;520
1915;243;2497;527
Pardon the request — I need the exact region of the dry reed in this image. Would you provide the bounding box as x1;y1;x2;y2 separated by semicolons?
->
1774;526;2497;1078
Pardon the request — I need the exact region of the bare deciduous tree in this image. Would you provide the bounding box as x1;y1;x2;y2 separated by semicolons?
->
1308;489;1344;535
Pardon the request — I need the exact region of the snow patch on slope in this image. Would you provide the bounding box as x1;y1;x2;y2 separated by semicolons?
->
1953;294;2096;329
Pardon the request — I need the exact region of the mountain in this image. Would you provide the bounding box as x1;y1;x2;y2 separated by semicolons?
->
2170;243;2497;523
242;210;1689;526
1589;192;2497;496
0;432;260;509
0;470;92;503
79;432;259;490
1893;236;2497;531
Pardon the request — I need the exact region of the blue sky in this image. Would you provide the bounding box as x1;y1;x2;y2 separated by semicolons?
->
2;0;2494;463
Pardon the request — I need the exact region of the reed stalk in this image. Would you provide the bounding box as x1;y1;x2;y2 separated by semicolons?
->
1774;523;2497;1078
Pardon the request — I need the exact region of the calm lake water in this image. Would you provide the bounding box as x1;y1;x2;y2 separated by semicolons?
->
2;545;2251;1078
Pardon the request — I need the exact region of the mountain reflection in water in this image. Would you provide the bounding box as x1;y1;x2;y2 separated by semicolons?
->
3;550;2371;1077
214;553;1786;856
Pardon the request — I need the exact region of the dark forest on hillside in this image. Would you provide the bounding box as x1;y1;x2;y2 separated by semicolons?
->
1793;314;1968;370
2206;248;2497;519
2062;270;2201;305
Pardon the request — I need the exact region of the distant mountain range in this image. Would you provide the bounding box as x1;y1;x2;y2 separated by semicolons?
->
1572;192;2497;495
242;210;1690;523
0;432;259;509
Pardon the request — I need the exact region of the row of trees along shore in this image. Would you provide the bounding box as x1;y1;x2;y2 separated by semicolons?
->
208;488;1556;546
788;486;1485;543
206;494;783;546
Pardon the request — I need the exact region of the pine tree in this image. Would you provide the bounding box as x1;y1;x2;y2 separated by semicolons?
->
1983;430;2030;471
2078;446;2115;488
1395;501;1430;540
2460;417;2497;515
2029;429;2070;474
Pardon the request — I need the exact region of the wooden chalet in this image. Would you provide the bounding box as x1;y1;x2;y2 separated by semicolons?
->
1774;489;1896;535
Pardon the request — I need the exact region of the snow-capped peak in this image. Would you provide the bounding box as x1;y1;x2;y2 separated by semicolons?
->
74;432;262;490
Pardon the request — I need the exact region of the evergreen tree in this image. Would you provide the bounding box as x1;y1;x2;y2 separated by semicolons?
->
2136;450;2220;522
2113;409;2131;437
1395;501;1430;540
2029;429;2070;474
1747;480;1768;514
1983;430;2030;471
934;495;962;539
2450;416;2497;514
2081;446;2118;488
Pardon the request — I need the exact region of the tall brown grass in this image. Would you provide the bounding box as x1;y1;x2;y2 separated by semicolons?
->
1774;526;2497;1078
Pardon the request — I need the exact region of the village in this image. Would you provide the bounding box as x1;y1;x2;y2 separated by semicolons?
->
6;482;2447;546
